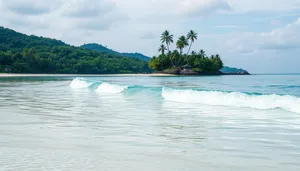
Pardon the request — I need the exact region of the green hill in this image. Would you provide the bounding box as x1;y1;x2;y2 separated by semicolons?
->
0;26;151;74
81;43;150;62
220;66;249;74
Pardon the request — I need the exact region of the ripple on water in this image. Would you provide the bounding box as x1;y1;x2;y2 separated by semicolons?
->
1;76;300;171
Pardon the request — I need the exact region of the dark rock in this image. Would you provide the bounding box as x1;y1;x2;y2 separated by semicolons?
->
198;71;223;75
155;68;250;76
180;69;199;75
221;71;250;75
154;68;180;75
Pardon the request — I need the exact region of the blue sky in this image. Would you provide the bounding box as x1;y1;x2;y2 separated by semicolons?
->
0;0;300;73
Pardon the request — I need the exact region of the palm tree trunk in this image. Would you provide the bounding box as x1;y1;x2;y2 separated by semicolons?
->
187;42;193;55
170;58;175;68
166;43;170;53
167;43;175;67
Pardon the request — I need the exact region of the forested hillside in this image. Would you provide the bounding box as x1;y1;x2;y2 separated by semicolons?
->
81;43;150;61
0;27;151;74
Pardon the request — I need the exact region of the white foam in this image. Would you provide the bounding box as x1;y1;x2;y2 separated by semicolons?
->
96;83;128;94
70;78;92;89
162;88;300;114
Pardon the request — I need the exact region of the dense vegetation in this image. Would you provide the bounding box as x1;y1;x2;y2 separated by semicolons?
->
0;27;151;74
81;43;150;61
149;30;223;74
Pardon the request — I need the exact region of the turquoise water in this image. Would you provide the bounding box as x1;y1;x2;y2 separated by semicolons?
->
1;75;300;170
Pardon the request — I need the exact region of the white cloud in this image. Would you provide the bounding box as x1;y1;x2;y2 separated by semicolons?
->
2;0;62;15
60;0;128;31
179;0;231;16
63;0;115;18
223;18;300;53
195;18;300;73
0;0;127;32
75;14;127;31
111;0;231;18
227;0;300;12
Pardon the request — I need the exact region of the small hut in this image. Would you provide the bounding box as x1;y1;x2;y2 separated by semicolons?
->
180;64;198;75
181;64;192;71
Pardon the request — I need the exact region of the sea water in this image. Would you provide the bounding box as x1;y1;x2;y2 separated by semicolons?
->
1;75;300;171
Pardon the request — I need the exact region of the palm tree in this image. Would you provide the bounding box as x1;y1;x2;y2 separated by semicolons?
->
161;30;174;53
176;36;189;54
188;51;197;64
171;50;180;67
214;54;223;69
167;50;175;67
158;44;167;55
186;30;198;55
199;49;206;58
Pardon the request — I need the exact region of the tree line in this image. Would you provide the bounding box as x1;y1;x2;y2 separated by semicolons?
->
0;27;151;74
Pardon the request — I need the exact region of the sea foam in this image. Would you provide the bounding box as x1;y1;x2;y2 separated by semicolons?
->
96;82;128;93
162;88;300;114
70;78;92;88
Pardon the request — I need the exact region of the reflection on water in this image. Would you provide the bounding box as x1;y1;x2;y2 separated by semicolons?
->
1;76;300;171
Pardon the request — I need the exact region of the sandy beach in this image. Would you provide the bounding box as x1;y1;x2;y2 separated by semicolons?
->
0;73;176;78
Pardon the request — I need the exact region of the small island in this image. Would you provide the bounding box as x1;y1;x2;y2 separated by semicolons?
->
149;30;250;75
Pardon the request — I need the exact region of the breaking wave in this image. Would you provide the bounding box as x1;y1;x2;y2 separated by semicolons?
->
162;88;300;114
70;78;92;89
95;82;128;94
69;78;300;113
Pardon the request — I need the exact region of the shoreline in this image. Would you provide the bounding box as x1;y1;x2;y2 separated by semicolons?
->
0;73;177;78
0;73;252;78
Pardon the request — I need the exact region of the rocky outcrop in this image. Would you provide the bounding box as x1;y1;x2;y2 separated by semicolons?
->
180;69;199;75
154;68;250;76
198;71;223;75
221;70;250;75
154;68;180;75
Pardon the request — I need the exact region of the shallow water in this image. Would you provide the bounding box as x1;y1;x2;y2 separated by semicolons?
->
1;75;300;171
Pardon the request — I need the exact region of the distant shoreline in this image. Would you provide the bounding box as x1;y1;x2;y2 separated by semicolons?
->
0;73;176;77
0;72;253;78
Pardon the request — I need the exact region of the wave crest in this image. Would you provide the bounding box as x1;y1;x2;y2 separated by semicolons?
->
96;82;128;93
70;78;92;89
162;88;300;114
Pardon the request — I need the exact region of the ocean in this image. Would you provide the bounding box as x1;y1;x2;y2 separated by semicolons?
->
1;75;300;170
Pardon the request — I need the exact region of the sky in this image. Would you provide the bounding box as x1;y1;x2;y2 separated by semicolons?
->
0;0;300;73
